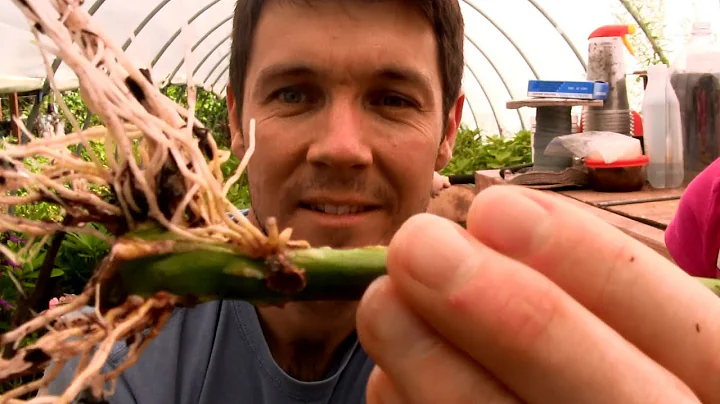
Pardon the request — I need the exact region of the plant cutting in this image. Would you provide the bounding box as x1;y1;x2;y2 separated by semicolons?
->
0;1;719;403
0;1;389;401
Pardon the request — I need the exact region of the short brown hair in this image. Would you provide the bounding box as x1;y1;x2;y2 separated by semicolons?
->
228;0;465;129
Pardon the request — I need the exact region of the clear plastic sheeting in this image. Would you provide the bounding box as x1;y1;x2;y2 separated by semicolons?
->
2;0;720;135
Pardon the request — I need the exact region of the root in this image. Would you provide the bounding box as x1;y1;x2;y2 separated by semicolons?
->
1;358;67;402
0;288;177;404
0;0;309;402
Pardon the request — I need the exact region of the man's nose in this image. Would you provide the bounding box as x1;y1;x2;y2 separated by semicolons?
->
306;99;373;169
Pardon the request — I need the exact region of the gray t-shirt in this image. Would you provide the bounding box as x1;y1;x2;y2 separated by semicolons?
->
47;300;374;403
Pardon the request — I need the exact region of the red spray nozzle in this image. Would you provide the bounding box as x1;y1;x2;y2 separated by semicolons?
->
589;25;637;55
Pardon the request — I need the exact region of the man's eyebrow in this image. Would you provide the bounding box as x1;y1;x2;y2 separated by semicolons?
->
376;66;433;91
252;63;434;94
254;63;316;93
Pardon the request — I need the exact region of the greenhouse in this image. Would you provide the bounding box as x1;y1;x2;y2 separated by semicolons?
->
3;0;720;134
0;0;720;133
1;0;720;402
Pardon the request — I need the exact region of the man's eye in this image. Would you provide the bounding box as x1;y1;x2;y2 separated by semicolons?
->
374;94;415;108
274;88;307;104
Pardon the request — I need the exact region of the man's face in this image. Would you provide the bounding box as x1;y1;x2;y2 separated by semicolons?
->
227;0;463;249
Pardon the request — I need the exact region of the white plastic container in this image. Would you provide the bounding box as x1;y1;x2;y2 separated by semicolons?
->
642;64;684;189
671;21;720;72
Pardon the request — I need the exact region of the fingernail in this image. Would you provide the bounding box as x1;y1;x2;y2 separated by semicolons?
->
402;216;477;292
472;190;551;258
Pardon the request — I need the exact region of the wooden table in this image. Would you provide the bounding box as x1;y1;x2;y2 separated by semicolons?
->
470;169;682;261
427;169;683;261
557;187;683;230
427;98;679;259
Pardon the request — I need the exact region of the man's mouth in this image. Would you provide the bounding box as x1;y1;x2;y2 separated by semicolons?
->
301;203;377;215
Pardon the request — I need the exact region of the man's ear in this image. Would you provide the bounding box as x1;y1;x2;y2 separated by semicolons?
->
226;84;245;158
435;92;465;171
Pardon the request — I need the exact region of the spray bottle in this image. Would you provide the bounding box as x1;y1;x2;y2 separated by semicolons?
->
583;25;636;135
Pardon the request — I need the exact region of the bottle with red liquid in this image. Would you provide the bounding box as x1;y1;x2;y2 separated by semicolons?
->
670;21;720;183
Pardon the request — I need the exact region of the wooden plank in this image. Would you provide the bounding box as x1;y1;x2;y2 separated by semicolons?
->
606;199;680;229
506;98;603;109
473;169;505;193
475;169;501;179
473;170;673;261
546;192;673;262
558;186;685;206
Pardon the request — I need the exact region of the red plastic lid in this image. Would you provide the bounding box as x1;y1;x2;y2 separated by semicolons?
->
585;155;649;168
588;24;635;39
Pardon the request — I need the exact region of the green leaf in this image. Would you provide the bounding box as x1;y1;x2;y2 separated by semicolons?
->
495;150;512;162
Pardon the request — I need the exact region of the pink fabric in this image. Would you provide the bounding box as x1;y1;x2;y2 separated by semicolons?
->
665;158;720;278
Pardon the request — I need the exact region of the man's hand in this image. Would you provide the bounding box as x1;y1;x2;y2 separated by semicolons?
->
357;185;720;403
431;172;450;197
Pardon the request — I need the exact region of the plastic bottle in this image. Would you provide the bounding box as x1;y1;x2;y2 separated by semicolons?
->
642;64;684;189
669;21;720;183
671;21;720;72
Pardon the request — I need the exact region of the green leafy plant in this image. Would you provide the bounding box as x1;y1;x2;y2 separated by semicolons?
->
616;0;671;66
54;226;111;295
441;125;532;176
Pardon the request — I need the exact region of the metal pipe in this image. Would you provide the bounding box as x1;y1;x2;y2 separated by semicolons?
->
462;93;480;131
192;36;231;78
121;0;173;51
165;16;233;86
464;34;526;130
214;74;230;96
210;63;230;90
150;0;223;68
460;0;540;79
204;50;231;85
464;64;503;135
525;0;587;70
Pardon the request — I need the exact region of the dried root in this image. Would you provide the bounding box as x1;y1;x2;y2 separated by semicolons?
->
0;0;304;402
0;285;177;403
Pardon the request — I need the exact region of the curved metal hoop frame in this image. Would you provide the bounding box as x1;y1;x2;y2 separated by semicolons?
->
31;0;654;133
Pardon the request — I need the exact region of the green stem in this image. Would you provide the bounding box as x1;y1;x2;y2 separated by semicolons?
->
695;276;720;298
618;0;669;65
108;245;387;306
106;227;720;306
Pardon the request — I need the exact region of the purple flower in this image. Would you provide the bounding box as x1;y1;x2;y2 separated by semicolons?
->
3;259;21;270
6;236;26;244
0;298;13;310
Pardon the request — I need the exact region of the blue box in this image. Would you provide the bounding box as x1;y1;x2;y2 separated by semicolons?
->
527;80;609;100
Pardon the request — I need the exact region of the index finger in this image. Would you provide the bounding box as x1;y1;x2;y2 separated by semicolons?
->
384;213;697;403
466;185;720;402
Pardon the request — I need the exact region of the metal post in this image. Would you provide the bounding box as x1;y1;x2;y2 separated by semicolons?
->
10;93;20;143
